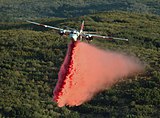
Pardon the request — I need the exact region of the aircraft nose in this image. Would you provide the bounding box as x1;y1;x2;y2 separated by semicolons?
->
71;37;77;42
70;34;78;41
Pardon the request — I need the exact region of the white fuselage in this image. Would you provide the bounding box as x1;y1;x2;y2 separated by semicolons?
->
69;30;80;41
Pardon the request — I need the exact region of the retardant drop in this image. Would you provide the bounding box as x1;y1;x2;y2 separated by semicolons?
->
53;41;143;107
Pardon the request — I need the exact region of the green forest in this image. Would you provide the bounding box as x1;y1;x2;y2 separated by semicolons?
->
0;11;160;117
0;0;160;22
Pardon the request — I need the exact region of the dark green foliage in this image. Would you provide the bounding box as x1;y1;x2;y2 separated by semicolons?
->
0;12;160;117
0;0;160;22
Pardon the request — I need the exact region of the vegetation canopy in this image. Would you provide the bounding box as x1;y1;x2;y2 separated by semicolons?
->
0;11;160;117
0;0;160;22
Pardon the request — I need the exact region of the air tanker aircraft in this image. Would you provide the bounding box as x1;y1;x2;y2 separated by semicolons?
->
27;20;128;42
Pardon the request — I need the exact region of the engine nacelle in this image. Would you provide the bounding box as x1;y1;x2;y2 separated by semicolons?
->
85;35;93;41
59;30;65;36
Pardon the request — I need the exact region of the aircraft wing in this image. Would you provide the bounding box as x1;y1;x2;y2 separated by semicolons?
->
83;31;98;34
26;20;71;33
84;34;128;41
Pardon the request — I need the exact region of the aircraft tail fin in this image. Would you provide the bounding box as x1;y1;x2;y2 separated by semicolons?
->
80;20;84;33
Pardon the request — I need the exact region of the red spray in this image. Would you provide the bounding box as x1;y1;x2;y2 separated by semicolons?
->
53;41;143;107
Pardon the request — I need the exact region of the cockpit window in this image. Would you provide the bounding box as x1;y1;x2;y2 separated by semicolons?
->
71;30;77;34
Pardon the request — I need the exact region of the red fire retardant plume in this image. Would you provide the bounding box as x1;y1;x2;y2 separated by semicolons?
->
53;41;143;107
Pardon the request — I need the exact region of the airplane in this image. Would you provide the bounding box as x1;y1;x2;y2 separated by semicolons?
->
26;20;128;42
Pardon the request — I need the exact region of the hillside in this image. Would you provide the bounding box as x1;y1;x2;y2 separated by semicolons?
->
0;0;160;22
0;12;160;117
